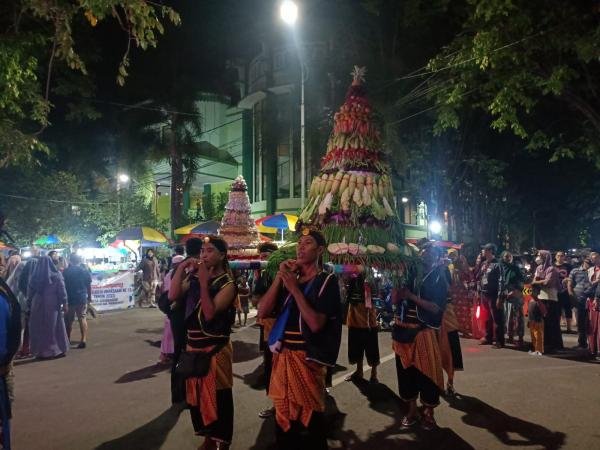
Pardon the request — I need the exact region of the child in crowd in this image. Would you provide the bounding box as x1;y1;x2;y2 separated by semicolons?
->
237;275;250;327
528;286;546;356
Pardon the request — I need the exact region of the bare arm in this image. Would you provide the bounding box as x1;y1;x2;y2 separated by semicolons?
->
567;275;575;296
200;282;236;322
281;271;326;333
168;260;194;302
532;271;552;287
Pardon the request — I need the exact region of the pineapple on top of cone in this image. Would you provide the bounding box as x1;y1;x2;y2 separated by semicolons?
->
220;175;260;253
296;66;405;266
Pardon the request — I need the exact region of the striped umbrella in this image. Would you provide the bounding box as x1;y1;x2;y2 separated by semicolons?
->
115;227;169;245
0;241;14;251
255;214;298;240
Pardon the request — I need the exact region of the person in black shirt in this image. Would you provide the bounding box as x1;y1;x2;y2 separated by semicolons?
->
258;228;342;450
168;237;203;404
476;243;504;348
183;236;237;450
63;254;92;348
394;242;449;431
554;251;573;333
251;242;278;419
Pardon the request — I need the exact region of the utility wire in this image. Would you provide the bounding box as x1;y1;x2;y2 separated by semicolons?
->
388;88;479;125
376;28;550;89
0;193;118;206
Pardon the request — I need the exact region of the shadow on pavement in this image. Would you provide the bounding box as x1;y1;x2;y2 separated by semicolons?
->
446;393;566;449
145;339;162;348
115;363;169;383
351;378;403;418
247;382;475;450
135;327;164;334
235;362;266;390
14;353;66;366
95;404;185;450
14;357;40;367
248;416;277;450
326;392;474;450
232;340;260;363
331;363;348;375
544;349;600;364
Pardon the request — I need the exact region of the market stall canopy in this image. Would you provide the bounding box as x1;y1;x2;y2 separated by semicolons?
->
34;234;61;245
0;241;15;251
255;214;298;234
405;238;463;250
115;227;169;245
174;220;220;235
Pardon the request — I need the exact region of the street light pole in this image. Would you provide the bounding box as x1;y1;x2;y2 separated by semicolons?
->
116;173;129;228
280;0;306;207
300;62;306;207
117;183;120;227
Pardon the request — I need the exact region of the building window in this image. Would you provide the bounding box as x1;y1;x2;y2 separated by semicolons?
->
277;143;290;198
417;201;427;227
274;51;287;70
253;102;263;202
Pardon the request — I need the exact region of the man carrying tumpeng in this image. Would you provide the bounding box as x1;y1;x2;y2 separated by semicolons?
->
258;228;342;450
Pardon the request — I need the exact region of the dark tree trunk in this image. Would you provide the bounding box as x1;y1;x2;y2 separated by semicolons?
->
169;119;183;232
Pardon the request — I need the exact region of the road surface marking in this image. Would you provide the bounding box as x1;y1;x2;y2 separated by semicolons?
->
331;352;396;387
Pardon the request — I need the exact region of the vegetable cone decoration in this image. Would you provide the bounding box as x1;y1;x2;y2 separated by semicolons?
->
220;175;260;255
295;66;408;275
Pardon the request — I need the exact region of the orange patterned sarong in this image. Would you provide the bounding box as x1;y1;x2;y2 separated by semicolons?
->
393;327;444;391
439;306;459;379
261;317;276;342
185;341;233;426
269;348;326;431
346;303;378;329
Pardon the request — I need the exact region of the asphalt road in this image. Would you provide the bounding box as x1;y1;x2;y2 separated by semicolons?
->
12;308;600;450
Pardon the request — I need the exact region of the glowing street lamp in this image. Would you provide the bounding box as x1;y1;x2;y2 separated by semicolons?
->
401;197;409;203
280;0;298;25
279;0;307;207
117;173;130;226
429;220;442;235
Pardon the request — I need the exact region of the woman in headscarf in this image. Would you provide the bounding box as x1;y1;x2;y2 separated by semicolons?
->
448;255;474;337
500;251;525;347
182;236;237;450
6;263;27;355
531;250;563;353
27;256;69;359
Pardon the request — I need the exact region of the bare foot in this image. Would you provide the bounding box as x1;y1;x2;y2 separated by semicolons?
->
344;371;363;382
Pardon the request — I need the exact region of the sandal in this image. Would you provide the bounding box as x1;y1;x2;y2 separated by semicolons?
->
445;383;456;396
258;407;275;419
400;415;417;429
421;408;437;431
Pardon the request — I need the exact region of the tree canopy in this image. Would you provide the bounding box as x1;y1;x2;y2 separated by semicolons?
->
0;0;180;166
427;0;600;166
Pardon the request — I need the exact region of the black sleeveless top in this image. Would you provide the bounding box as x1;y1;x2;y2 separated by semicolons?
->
186;273;236;349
